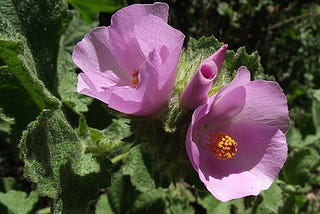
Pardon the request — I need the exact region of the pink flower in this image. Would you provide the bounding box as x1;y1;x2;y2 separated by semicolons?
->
72;3;184;115
180;45;228;110
186;66;289;202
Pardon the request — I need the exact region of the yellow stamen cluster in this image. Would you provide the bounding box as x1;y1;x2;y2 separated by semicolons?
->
132;70;139;88
208;131;238;160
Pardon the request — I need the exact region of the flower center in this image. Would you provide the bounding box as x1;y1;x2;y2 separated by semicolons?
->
132;70;139;88
207;131;238;160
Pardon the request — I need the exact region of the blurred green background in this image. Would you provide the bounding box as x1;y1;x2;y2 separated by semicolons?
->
1;0;320;213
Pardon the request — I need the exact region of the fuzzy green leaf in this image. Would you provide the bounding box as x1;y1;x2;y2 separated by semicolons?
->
79;117;131;155
54;154;112;213
19;109;81;198
0;66;41;141
105;174;195;214
0;0;67;140
122;146;155;192
0;108;14;134
20;109;113;213
286;121;303;149
256;183;283;214
197;192;244;214
107;174;140;214
0;21;60;110
0;190;38;214
104;118;131;143
0;0;71;95
282;147;320;185
130;189;166;214
95;194;114;214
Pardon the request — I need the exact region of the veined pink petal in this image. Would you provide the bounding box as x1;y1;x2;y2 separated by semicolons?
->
232;80;290;133
208;67;289;133
108;32;146;76
72;27;123;77
213;66;251;104
134;14;185;58
110;3;169;34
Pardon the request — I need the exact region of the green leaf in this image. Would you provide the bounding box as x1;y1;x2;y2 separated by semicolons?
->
105;174;195;214
122;146;155;192
0;108;14;134
58;12;94;114
161;184;195;214
282;147;320;185
131;184;195;214
197;192;244;214
286;121;303;149
20;109;113;213
67;0;126;23
225;46;266;80
0;0;71;95
107;174;140;214
19;109;81;198
0;177;17;192
130;189;166;214
95;194;114;214
104;118;131;143
312;89;320;133
79;117;131;155
0;66;41;141
0;190;38;214
0;23;60;110
0;1;65;139
281;195;299;214
55;154;112;213
255;183;283;214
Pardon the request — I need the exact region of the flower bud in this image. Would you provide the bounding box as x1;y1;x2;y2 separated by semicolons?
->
180;44;228;110
180;60;218;110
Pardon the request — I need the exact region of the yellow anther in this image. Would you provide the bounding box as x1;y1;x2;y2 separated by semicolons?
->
208;131;238;160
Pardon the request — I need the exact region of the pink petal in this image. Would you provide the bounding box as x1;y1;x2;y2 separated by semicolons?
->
133;14;185;58
108;86;146;114
197;123;287;202
186;103;210;169
213;66;251;104
108;32;146;76
232;80;290;133
77;72;119;104
206;85;246;131
107;48;170;115
110;3;169;34
72;27;123;76
207;67;289;133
